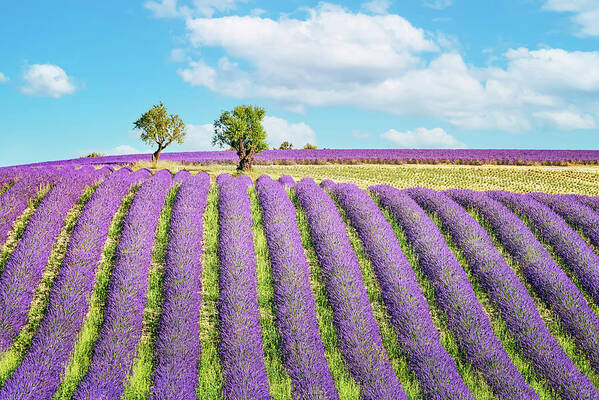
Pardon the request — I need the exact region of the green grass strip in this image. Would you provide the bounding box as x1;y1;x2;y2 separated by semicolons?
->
121;184;179;399
0;180;15;197
332;197;423;400
429;212;557;400
289;190;361;399
197;184;223;399
249;188;293;399
53;185;138;400
472;211;599;390
0;183;52;275
0;183;98;386
376;201;496;400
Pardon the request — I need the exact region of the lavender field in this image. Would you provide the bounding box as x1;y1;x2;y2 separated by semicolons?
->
0;161;599;400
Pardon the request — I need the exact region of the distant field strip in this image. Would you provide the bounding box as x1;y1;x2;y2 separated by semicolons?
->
0;166;599;399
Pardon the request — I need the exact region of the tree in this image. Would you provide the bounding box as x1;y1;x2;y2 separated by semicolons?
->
303;143;317;149
213;105;268;171
279;141;293;150
133;102;186;163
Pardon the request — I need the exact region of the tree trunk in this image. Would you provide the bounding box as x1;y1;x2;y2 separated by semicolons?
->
237;146;255;171
152;144;164;163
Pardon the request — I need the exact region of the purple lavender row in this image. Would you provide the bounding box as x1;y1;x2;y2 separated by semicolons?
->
444;189;598;399
488;191;599;309
295;178;406;400
73;169;172;400
0;167;148;399
216;174;271;399
373;186;536;400
255;175;338;400
16;149;599;169
149;172;210;400
0;166;65;246
332;183;473;400
0;166;109;352
570;194;599;214
277;175;295;188
531;192;599;250
460;190;599;374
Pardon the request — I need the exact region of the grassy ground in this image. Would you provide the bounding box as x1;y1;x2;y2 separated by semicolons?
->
131;161;599;195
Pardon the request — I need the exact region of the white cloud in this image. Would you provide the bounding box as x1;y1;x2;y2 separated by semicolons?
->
360;0;391;15
381;127;465;148
169;48;189;62
171;123;216;151
262;116;317;148
21;64;76;98
145;0;246;18
533;110;596;130
423;0;453;10
112;145;142;155
177;4;599;133
0;72;8;83
543;0;599;36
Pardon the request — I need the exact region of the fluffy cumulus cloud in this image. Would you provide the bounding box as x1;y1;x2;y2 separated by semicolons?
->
381;127;465;148
262;116;317;148
0;72;8;83
176;3;599;133
543;0;599;37
145;0;246;18
21;64;76;98
360;0;391;14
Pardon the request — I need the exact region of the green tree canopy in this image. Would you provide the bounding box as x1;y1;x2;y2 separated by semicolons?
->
213;105;268;171
303;143;317;149
279;141;293;150
133;102;186;163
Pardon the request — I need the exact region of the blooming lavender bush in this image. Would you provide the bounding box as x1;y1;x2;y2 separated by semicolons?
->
462;190;599;373
73;169;172;399
216;174;271;399
0;166;108;352
531;192;599;249
295;178;406;400
445;188;598;399
333;183;472;400
149;172;210;400
256;175;338;400
0;167;147;399
373;186;536;400
277;175;295;188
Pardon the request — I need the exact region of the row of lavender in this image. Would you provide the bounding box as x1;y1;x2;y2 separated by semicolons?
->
1;166;599;398
5;148;599;169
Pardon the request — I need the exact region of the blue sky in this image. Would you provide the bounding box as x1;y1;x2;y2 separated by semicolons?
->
1;0;598;166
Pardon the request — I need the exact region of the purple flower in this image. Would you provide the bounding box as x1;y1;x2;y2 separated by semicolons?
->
73;169;173;400
150;172;211;400
255;175;338;400
0;167;148;399
333;183;473;400
216;174;271;399
372;186;536;400
445;188;599;400
295;178;407;400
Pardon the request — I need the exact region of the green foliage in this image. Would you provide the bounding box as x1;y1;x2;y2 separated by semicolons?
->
279;141;293;150
213;105;268;171
133;102;186;162
82;152;103;158
303;143;317;149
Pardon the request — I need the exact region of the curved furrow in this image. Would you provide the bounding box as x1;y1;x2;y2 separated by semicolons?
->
375;186;536;400
72;169;172;400
443;188;599;399
530;192;599;250
0;166;107;352
488;191;599;311
0;167;147;399
256;175;338;400
295;178;406;400
333;183;472;400
216;174;271;399
460;190;599;374
149;172;210;399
